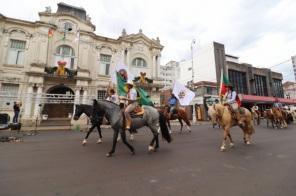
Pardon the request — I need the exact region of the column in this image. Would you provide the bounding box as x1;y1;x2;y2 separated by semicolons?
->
74;89;80;104
126;49;130;67
152;55;156;78
33;86;43;117
82;89;88;104
24;86;33;118
192;104;196;123
156;55;161;78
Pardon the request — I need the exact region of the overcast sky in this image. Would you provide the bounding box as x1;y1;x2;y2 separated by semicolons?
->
1;0;295;81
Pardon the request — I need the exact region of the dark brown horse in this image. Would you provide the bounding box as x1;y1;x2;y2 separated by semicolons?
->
159;106;191;133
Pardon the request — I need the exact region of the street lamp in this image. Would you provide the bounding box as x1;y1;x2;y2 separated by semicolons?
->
191;39;196;88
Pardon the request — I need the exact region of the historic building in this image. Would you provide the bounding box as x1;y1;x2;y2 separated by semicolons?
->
160;61;180;88
0;3;163;125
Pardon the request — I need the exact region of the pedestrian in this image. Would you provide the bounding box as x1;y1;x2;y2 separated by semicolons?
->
106;88;117;103
13;102;20;123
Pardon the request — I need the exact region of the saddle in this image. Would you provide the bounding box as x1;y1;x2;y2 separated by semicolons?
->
130;106;145;118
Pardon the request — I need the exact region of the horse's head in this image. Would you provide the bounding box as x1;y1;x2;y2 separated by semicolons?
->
73;105;83;120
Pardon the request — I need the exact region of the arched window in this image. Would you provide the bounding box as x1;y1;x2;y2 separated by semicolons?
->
55;45;75;69
56;45;75;57
132;58;147;68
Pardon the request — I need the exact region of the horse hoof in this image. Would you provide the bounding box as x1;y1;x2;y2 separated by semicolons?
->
148;145;154;152
230;143;235;148
131;151;135;155
82;139;87;146
106;153;112;157
246;141;251;145
96;139;102;144
130;134;134;141
220;146;226;151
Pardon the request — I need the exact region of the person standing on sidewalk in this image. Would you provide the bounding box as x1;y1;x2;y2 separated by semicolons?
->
13;102;20;123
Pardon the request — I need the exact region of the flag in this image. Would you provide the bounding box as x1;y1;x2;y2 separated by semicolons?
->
48;29;53;38
74;29;80;42
173;81;195;106
219;69;230;96
116;72;127;96
136;87;154;106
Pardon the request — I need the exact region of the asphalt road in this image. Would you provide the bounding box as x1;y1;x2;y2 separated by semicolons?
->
1;122;296;196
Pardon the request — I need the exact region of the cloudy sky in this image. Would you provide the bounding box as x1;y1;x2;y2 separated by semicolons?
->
1;0;295;81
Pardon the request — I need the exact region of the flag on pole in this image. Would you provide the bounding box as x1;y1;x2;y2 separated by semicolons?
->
74;29;80;42
219;68;230;96
136;87;154;106
48;29;53;38
173;81;195;106
116;71;127;96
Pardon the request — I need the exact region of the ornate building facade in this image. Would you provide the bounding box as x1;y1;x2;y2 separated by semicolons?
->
0;3;163;125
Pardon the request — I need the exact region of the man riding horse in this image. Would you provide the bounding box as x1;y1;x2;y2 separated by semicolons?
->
224;83;242;124
168;92;178;120
119;80;139;132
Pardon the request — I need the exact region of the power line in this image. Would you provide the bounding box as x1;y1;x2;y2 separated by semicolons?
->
268;59;291;69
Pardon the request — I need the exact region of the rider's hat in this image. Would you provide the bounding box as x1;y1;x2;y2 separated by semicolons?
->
125;80;134;87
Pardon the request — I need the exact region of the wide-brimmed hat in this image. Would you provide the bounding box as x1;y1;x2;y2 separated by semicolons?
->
125;80;134;86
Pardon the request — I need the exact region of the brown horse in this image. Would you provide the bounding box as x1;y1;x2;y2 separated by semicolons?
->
272;108;288;128
213;103;255;151
263;109;275;128
160;106;191;133
251;106;260;125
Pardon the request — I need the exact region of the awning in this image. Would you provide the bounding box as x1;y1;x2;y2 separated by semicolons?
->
240;94;296;105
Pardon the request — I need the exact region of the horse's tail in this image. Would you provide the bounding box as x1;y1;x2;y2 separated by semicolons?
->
158;112;172;143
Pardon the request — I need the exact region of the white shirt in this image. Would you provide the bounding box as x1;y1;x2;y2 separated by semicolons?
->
226;90;237;104
128;88;137;101
106;94;117;103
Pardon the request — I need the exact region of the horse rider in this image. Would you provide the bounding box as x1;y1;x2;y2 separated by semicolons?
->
168;93;178;119
273;97;283;109
225;84;241;122
120;80;138;131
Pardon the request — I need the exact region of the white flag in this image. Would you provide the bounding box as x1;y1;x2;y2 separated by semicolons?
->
173;81;195;106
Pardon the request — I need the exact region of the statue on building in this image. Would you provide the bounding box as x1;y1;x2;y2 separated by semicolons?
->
133;72;153;84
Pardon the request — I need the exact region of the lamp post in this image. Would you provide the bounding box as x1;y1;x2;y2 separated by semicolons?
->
191;39;196;87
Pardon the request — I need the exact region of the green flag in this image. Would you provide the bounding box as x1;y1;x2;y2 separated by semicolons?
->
116;72;127;96
136;87;154;106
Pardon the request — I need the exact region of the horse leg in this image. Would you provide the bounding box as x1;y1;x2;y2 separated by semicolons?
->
178;118;183;133
82;124;96;145
96;125;102;143
106;129;120;157
167;119;172;134
220;128;229;151
227;133;234;148
120;128;135;155
148;125;159;152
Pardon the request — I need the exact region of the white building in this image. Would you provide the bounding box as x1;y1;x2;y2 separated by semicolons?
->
0;3;163;125
178;42;226;85
160;61;180;87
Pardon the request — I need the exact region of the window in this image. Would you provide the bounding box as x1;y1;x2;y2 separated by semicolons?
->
254;75;268;96
97;90;107;100
228;69;248;94
273;79;284;98
7;39;26;65
132;58;147;68
0;83;19;108
64;22;73;31
99;54;111;75
55;45;75;69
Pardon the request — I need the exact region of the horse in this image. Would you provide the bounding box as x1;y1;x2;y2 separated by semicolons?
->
263;109;275;128
272;107;287;128
251;106;260;125
73;104;139;145
207;105;220;128
213;103;255;151
160;105;191;133
92;100;172;157
73;104;105;145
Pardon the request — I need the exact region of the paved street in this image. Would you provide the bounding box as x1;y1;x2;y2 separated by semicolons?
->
1;122;296;196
